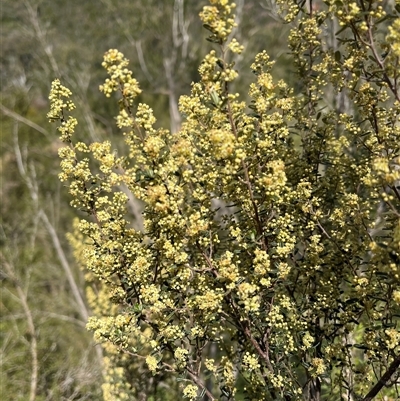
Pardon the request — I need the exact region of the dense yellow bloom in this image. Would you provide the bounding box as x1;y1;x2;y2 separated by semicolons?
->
310;358;326;377
50;0;400;399
242;352;260;371
183;384;198;400
145;355;158;374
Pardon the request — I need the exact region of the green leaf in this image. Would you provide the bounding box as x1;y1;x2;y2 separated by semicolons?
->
353;344;369;350
335;25;349;35
206;37;222;44
175;375;187;382
210;90;221;106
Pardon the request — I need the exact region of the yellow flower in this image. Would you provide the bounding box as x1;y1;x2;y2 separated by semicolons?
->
146;355;158;374
183;384;198;400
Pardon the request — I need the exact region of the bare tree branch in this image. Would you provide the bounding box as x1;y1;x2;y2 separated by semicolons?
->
0;104;50;138
22;0;60;77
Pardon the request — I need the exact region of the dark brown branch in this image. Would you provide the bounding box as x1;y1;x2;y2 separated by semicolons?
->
362;353;400;401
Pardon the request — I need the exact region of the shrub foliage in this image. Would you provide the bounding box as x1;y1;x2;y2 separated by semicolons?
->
49;0;400;399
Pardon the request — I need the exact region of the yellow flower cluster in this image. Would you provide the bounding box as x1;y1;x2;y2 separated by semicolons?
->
183;384;198;400
199;0;236;44
302;332;314;350
145;355;158;374
101;357;132;401
238;282;260;313
218;251;239;288
174;347;189;368
47;79;76;121
100;49;141;102
205;358;217;373
242;352;260;371
47;79;76;142
310;358;326;377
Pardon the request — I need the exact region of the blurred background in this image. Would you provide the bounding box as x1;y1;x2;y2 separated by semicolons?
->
0;1;291;399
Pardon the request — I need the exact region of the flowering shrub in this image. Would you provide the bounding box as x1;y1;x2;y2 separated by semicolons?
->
49;0;400;400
